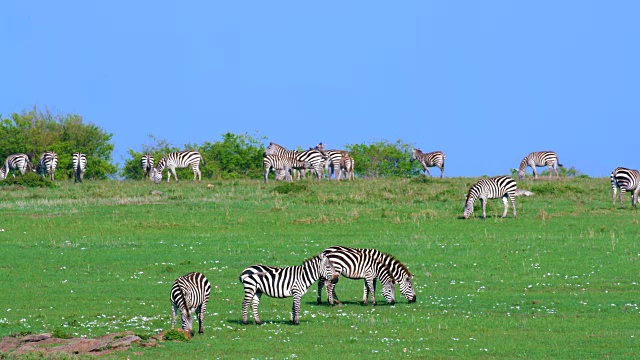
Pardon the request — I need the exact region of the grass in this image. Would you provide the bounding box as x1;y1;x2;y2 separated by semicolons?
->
0;176;638;359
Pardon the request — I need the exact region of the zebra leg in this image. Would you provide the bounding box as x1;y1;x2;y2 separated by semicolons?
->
480;198;487;219
251;292;262;325
196;305;204;334
512;197;517;218
501;196;509;218
620;188;626;208
612;186;618;208
423;164;432;177
633;188;640;209
171;304;178;329
440;165;444;179
291;294;301;325
363;278;377;305
317;278;325;305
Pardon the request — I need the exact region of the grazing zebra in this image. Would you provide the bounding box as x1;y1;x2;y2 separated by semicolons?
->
411;148;445;178
319;246;417;305
319;246;396;306
170;272;211;336
264;142;326;180
239;253;338;325
150;150;204;184
610;167;640;209
36;151;58;181
263;154;313;184
72;152;87;183
463;176;517;219
517;151;563;180
141;154;154;180
0;153;32;180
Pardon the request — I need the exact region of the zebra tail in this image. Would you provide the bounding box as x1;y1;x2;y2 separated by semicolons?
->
558;162;564;167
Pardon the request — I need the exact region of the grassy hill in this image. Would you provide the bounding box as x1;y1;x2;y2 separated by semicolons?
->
0;176;637;359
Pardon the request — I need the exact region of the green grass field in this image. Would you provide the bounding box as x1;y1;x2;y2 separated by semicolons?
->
0;176;638;359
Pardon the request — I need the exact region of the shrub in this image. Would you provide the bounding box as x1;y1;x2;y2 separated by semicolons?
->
0;172;55;188
163;329;190;341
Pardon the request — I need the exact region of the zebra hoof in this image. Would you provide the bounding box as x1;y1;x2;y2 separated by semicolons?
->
242;320;248;325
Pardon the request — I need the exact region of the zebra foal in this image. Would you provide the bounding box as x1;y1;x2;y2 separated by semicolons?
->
611;167;640;209
170;272;211;336
264;142;326;180
518;151;563;180
239;253;338;325
411;148;445;178
463;176;517;219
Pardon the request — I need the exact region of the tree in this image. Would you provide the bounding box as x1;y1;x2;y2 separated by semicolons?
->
0;107;116;180
345;139;417;177
199;132;266;179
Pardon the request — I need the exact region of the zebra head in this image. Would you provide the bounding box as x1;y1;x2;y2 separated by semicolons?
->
398;274;416;303
0;166;7;180
150;168;162;184
180;309;195;336
517;168;526;181
463;196;476;219
264;142;285;156
319;253;339;284
410;148;421;162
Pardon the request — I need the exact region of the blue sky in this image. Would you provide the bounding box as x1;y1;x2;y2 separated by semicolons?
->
2;1;638;177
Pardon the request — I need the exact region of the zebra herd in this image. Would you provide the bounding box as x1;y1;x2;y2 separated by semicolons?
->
170;245;415;334
0;151;87;182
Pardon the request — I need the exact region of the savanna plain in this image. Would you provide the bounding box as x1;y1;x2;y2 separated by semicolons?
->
0;176;638;359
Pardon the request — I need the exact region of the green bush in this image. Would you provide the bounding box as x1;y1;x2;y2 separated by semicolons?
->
163;329;190;341
0;172;55;188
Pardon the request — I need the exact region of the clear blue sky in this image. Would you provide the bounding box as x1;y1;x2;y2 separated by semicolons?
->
2;1;638;177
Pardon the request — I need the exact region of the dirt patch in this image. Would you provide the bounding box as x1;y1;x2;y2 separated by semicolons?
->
0;329;190;357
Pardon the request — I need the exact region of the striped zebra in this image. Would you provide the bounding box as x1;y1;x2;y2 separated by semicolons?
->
239;253;338;325
340;153;355;181
317;148;353;180
463;176;517;219
72;152;87;183
517;151;563;181
263;154;313;184
150;150;204;184
170;272;211;336
0;153;32;180
319;246;396;305
36;151;58;181
264;142;326;180
141;154;154;180
610;167;640;209
319;246;417;305
411;148;445;178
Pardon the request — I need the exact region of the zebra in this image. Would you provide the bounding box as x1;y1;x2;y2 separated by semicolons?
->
410;148;445;178
610;167;640;209
239;253;338;325
340;153;355;181
319;246;417;306
317;147;353;180
263;154;313;184
318;246;396;306
0;153;32;180
35;151;58;181
72;152;87;183
170;272;211;336
141;154;154;180
150;150;204;184
463;175;517;219
264;142;326;180
517;151;563;181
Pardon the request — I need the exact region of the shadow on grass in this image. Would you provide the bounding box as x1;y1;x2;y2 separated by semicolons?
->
226;319;306;326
